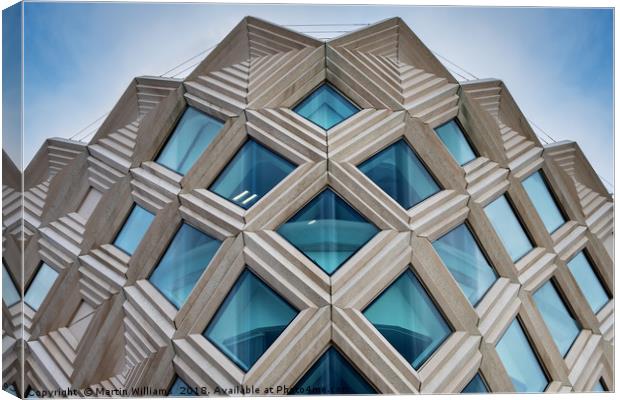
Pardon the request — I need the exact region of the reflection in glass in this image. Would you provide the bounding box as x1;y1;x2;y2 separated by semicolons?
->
363;269;452;369
522;171;565;233
277;189;378;275
24;263;59;311
433;224;497;305
484;195;533;262
591;380;606;392
532;281;580;356
156;107;224;175
291;347;375;395
293;84;359;130
168;376;197;396
2;263;20;307
566;252;610;313
113;205;155;255
209;139;295;209
149;223;221;309
434;120;477;166
358;139;440;209
496;319;548;392
204;269;297;372
462;373;489;393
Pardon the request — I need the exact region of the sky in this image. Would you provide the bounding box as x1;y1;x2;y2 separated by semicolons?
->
2;2;614;190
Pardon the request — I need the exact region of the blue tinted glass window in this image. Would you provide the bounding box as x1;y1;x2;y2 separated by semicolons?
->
363;269;452;369
277;189;378;275
24;263;59;311
291;347;375;395
434;120;477;166
496;319;548;392
433;224;497;305
2;263;20;307
149;223;221;309
358;139;440;209
209;139;295;209
484;195;533;262
4;384;17;397
462;373;489;393
168;376;197;396
566;252;609;313
532;281;580;356
113;205;155;255
156;107;224;175
293;84;359;130
204;269;297;372
591;380;606;392
522;171;566;233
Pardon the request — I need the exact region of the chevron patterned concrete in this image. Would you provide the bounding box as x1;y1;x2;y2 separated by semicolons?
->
2;16;614;396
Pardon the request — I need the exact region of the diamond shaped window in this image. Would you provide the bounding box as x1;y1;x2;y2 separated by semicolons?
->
358;139;441;209
434;119;477;166
462;373;489;393
204;269;298;372
566;251;610;313
149;223;222;309
277;189;379;275
156;107;224;175
293;84;359;130
209;139;295;209
433;224;497;305
24;263;59;311
2;263;20;307
291;347;376;395
363;269;452;369
113;204;155;255
167;376;197;397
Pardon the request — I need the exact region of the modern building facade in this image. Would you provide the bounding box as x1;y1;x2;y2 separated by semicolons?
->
2;16;614;397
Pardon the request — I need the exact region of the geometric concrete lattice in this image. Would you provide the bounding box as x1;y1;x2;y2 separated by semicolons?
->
2;16;613;397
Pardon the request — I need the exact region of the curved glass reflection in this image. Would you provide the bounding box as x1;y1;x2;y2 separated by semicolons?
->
433;224;497;305
532;280;580;357
363;269;452;370
358;139;440;209
434;119;477;166
209;139;295;209
156;107;224;175
277;189;379;275
149;223;221;309
113;204;155;255
496;319;548;392
522;171;565;233
204;269;297;372
290;347;375;395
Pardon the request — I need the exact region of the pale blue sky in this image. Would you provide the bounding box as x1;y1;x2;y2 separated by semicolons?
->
2;2;614;190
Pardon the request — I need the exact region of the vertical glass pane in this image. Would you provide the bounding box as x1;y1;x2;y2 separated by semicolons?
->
204;269;297;372
522;171;566;233
358;140;441;209
209;139;295;209
484;195;533;262
149;223;222;309
496;319;548;392
363;269;452;369
2;263;20;307
156;107;224;175
566;252;610;313
532;281;580;356
434;120;477;166
433;224;497;305
113;205;155;255
168;376;197;396
24;263;59;311
462;373;489;393
293;84;359;130
291;347;376;395
277;189;378;275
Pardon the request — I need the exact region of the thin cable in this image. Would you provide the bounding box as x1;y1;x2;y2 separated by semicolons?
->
69;112;109;140
445;67;469;82
160;45;216;77
432;50;478;80
300;30;351;34
172;60;203;78
284;23;370;27
525;118;557;143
